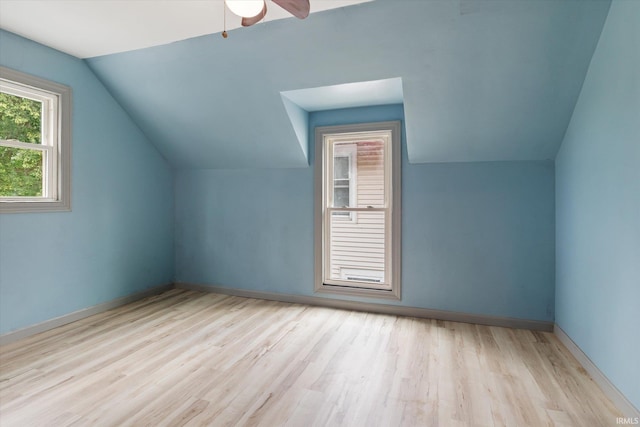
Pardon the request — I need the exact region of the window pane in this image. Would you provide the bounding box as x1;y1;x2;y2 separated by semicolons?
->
0;146;43;196
353;140;385;208
328;210;386;284
334;156;349;179
0;92;42;144
334;187;350;208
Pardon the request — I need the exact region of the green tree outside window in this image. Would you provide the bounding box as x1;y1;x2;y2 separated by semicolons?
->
0;92;43;197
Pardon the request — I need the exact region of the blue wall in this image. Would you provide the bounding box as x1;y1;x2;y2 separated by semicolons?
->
175;104;555;321
555;0;640;411
0;31;175;335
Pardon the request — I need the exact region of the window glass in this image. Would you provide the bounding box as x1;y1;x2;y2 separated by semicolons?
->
0;92;42;144
328;210;386;283
333;155;351;208
0;146;43;196
334;156;349;179
353;140;385;209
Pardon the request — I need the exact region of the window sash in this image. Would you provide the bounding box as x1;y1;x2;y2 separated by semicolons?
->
0;141;55;201
324;205;391;284
323;206;392;289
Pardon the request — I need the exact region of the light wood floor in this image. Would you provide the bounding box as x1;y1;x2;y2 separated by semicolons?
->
0;289;621;426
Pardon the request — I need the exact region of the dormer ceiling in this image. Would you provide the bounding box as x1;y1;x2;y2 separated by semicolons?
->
4;0;612;169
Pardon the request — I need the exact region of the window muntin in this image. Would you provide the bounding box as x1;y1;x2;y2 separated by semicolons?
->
0;66;71;213
315;122;401;299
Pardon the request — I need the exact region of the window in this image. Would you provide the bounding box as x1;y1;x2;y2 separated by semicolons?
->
314;121;401;299
0;66;71;213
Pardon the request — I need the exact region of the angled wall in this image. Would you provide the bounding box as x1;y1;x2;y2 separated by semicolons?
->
0;31;175;335
555;0;640;411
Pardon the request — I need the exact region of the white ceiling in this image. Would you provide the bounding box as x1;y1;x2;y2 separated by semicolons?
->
0;0;372;58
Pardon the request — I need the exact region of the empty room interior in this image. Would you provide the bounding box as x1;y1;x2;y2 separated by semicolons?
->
0;0;638;425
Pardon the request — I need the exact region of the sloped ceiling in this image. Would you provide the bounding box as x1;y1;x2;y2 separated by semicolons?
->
0;0;372;58
86;0;611;169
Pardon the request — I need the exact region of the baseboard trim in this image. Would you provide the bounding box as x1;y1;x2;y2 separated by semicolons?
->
0;283;173;346
175;282;553;332
554;325;640;418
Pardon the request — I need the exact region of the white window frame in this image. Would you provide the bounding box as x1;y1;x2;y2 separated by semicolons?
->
314;121;401;300
0;66;72;213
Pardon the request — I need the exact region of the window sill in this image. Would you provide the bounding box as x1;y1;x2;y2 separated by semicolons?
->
315;282;401;300
0;200;71;214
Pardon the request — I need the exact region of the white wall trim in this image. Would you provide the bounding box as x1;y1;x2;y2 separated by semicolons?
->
0;283;173;346
554;325;640;418
175;282;553;331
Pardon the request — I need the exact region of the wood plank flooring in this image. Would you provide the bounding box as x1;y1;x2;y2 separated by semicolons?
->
0;289;622;426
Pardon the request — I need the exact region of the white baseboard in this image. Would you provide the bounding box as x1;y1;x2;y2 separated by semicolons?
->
175;282;554;332
554;325;640;418
0;283;173;346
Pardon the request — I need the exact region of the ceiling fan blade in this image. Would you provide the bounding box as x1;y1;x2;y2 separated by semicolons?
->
241;1;267;26
273;0;310;19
